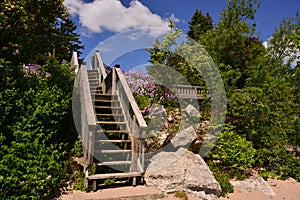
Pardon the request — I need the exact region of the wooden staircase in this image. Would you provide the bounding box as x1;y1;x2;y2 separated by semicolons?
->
72;51;147;191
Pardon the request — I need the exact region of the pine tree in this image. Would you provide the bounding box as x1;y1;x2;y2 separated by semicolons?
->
51;18;84;62
0;0;83;64
187;9;213;41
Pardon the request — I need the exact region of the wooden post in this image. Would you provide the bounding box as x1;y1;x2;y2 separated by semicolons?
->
111;67;116;95
87;125;95;166
131;116;138;176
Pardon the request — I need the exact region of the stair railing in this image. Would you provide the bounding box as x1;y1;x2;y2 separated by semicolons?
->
91;50;107;91
105;66;147;174
75;62;97;182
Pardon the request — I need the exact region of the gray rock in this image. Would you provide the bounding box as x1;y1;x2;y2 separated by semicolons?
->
144;148;221;199
230;176;276;196
170;126;197;148
183;104;199;117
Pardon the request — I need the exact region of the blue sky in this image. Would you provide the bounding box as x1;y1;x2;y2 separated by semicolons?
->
64;0;300;70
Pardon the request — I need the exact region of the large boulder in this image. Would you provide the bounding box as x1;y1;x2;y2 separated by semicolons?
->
144;148;221;200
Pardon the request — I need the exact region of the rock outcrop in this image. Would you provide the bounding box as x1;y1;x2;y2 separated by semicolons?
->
170;126;197;148
144;148;221;200
183;104;200;117
230;176;276;196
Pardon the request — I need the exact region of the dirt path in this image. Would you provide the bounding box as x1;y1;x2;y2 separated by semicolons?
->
57;178;300;200
219;178;300;200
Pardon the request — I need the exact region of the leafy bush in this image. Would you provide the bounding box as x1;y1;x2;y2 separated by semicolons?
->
210;125;256;171
0;59;76;199
205;125;256;195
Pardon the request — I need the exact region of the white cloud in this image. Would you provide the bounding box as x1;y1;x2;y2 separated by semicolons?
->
64;0;179;37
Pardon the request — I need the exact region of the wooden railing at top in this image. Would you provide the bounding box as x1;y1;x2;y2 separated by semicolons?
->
104;66;147;173
171;84;208;99
91;50;107;89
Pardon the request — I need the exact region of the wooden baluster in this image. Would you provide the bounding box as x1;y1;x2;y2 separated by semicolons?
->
131;115;138;186
112;68;116;95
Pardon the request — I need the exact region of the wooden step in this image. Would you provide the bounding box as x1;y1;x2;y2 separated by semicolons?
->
101;130;128;134
98;139;131;143
87;172;141;180
97;121;126;125
94;94;116;97
97;161;132;166
89;82;99;86
95;106;122;109
97;149;132;154
96;113;124;117
93;99;119;103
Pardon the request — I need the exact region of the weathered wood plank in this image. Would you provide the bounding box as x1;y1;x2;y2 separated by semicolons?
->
97;139;131;143
97;149;131;153
80;65;97;126
97;161;132;166
95;50;107;80
96;121;127;125
115;68;147;128
87;172;141;180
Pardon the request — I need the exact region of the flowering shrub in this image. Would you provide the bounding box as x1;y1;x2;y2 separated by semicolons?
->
125;70;181;133
22;64;51;78
125;70;179;115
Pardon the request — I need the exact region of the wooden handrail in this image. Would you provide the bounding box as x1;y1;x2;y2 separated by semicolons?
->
91;50;107;82
80;64;97;126
77;64;96;170
115;67;147;128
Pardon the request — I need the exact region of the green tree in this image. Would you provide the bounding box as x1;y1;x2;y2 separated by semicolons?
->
197;0;265;89
0;0;83;64
51;18;84;62
266;12;300;76
187;9;213;41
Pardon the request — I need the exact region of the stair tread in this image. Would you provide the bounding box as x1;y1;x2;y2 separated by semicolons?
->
95;106;122;109
93;99;119;103
87;172;140;180
93;93;116;96
97;149;132;153
97;121;126;124
97;161;132;166
98;139;131;143
96;113;123;117
100;130;128;133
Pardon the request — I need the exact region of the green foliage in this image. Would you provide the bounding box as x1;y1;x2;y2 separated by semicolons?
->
103;178;116;185
206;160;234;197
145;0;300;196
187;9;213;41
71;136;83;157
209;126;256;171
174;191;188;200
0;59;77;199
266;11;300;69
72;170;88;191
214;172;234;197
0;0;83;64
135;95;151;109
